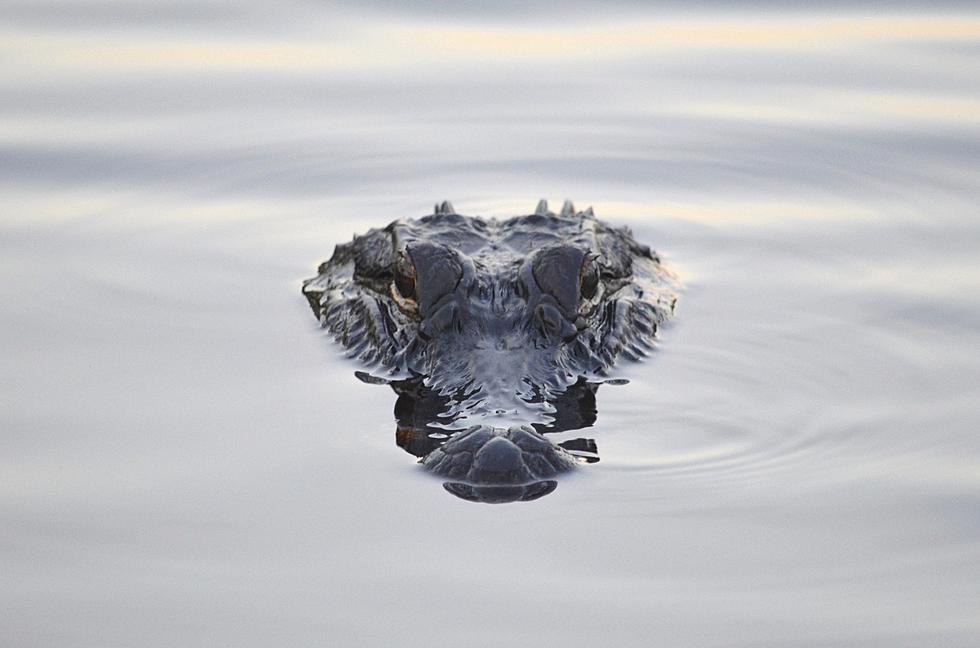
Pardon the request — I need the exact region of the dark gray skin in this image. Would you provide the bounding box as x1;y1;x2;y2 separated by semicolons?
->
303;200;676;502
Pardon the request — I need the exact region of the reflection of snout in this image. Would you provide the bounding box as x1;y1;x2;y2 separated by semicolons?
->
442;480;558;503
422;425;578;489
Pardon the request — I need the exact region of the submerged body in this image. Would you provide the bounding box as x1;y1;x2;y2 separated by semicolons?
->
303;200;676;501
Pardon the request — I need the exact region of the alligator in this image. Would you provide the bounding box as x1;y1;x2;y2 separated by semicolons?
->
302;200;677;502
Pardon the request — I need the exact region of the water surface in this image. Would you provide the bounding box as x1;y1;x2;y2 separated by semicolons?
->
2;3;979;646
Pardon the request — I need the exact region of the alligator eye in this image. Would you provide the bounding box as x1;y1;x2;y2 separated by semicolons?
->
393;250;417;302
392;243;463;317
580;257;599;301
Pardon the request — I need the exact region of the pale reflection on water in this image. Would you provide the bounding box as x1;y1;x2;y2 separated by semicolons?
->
2;2;979;646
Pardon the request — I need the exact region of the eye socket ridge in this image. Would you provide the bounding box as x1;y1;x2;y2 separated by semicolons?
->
530;245;600;314
391;243;464;315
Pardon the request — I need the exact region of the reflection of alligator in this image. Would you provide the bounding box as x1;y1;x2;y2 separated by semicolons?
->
302;200;677;502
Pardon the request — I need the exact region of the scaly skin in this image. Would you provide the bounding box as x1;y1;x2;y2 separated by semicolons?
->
303;200;677;502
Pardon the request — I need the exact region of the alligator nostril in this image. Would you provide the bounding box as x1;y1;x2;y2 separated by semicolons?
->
473;436;524;473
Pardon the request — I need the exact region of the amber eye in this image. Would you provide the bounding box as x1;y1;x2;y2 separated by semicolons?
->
580;257;599;300
393;250;417;301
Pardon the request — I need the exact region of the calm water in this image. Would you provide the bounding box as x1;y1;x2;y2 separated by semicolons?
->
2;3;980;646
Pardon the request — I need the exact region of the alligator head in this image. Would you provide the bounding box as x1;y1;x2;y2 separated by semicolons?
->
302;200;676;502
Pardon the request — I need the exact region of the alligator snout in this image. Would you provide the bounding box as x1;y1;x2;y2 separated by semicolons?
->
422;425;578;483
421;425;579;503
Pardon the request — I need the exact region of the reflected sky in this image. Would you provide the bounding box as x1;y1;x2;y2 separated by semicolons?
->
4;13;980;72
2;5;978;224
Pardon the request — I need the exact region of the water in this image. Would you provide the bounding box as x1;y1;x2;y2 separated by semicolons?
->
2;3;980;646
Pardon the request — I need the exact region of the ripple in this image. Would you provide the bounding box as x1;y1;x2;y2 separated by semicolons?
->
587;250;977;496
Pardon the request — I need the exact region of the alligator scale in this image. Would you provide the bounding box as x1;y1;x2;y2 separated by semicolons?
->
302;200;677;502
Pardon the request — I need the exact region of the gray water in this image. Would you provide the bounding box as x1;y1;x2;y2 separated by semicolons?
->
3;3;980;646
